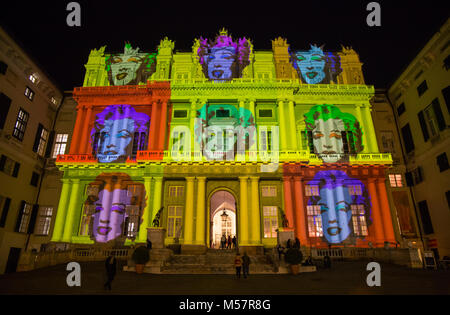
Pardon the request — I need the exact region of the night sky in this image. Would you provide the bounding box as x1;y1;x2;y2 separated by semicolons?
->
1;0;448;91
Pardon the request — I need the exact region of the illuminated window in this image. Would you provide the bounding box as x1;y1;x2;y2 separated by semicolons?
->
380;131;395;154
35;206;53;235
24;86;34;101
389;174;403;187
17;202;32;233
167;205;183;238
172;131;186;153
307;205;323;237
348;185;362;195
169;186;184;198
29;74;37;83
0;154;20;178
51;97;57;105
305;185;319;196
79;184;100;236
260;129;272;152
124;205;140;238
34;125;49;157
351;205;368;236
12;108;29;141
261;186;277;197
52;134;68;158
263;206;278;238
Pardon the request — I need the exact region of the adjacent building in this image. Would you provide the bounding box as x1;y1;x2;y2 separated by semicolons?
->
387;18;450;260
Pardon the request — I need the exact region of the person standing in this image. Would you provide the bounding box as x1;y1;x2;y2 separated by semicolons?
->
232;236;237;249
242;252;251;278
221;234;226;250
104;253;117;291
227;235;232;249
234;253;243;278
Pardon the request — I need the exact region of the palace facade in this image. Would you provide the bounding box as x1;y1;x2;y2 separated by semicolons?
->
50;30;404;254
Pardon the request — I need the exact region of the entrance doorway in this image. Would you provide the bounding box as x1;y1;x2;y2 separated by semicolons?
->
210;190;237;249
5;247;21;274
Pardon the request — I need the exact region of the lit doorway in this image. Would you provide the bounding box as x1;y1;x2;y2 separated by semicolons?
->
210;190;237;249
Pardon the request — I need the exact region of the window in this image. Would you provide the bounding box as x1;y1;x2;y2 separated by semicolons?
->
0;196;11;227
263;206;278;238
259;109;273;118
30;172;40;187
444;55;450;71
348;185;362;195
24;86;34;101
0;93;12;130
389;174;403;187
35;206;53;235
351;205;368;236
260;129;272;152
131;132;147;156
16;202;32;233
79;184;99;236
12;108;29;141
261;186;277;197
397;103;406;116
307;205;323;237
51;97;57;105
33;124;49;156
417;200;434;235
52;134;68;158
169;186;184;198
437;152;449;172
29;74;37;83
0;155;20;178
0;60;7;75
216;109;230;118
167;205;183;238
446;191;450;209
173;110;187;118
171;131;187;153
124;205;140;238
401;124;415;154
380;131;395;154
305;185;319;196
406;167;424;186
442;86;450;115
417;80;428;97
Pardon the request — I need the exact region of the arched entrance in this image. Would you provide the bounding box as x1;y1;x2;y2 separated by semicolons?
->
209;190;237;249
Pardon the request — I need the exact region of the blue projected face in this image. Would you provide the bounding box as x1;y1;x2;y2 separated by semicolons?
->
97;118;134;163
295;49;326;84
206;46;236;80
319;186;353;243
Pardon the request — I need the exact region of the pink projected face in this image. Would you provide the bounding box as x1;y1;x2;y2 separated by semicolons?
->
92;189;131;243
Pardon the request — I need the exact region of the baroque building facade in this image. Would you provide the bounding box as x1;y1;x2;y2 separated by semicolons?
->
50;29;400;254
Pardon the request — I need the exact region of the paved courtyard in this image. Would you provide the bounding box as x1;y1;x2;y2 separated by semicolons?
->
0;260;449;295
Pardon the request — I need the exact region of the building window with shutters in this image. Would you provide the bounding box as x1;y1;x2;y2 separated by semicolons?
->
0;155;20;178
35;206;53;235
418;200;434;235
419;98;447;142
167;205;183;238
12;108;29;141
436;152;449;172
401;123;415;154
0;195;11;228
17;202;32;233
417;80;428;97
263;206;278;238
24;86;35;101
52;134;68;158
307;205;323;237
0;93;12;130
34;125;49;157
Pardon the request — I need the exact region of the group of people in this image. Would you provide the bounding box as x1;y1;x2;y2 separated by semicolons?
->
276;237;301;260
234;252;251;278
220;234;237;249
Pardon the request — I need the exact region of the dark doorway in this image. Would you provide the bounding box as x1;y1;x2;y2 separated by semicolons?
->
5;247;21;274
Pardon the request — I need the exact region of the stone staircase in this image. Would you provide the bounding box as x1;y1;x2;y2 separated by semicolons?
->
124;248;277;274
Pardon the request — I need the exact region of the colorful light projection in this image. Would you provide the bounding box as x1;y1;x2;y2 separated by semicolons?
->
304;104;363;163
194;104;256;160
291;45;342;84
105;43;157;86
83;173;146;243
197;32;251;81
90;105;150;163
307;170;372;244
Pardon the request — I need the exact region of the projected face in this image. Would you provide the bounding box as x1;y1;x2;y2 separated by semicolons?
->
318;185;352;244
97;118;134;163
294;49;326;84
312;118;345;163
92;189;131;243
206;46;236;80
110;55;143;86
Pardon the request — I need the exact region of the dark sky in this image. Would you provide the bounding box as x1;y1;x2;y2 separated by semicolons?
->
1;0;448;91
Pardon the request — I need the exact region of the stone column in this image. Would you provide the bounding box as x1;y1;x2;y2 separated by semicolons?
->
148;101;159;150
282;176;295;228
249;99;256;119
158;101;168;151
293;176;308;245
183;177;195;244
367;178;385;246
355;104;369;154
250;176;261;245
377;178;396;243
69;106;85;154
138;176;153;242
51;179;72;242
79;105;93;154
239;176;249;245
287;100;298;150
61;179;81;243
195;177;206;245
363;103;379;153
151;177;163;226
278;100;287;151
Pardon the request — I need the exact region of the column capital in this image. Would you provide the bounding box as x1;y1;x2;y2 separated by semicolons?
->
186;176;195;182
249;176;260;182
293;176;303;182
196;176;206;182
248;98;256;103
61;178;71;184
71;178;80;183
238;176;249;181
153;176;163;182
143;176;153;182
283;175;293;181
